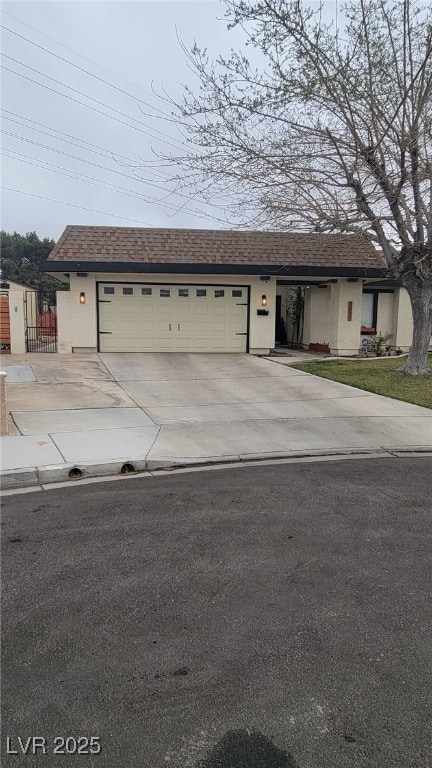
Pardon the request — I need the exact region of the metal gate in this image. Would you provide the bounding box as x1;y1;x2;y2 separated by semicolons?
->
25;290;57;352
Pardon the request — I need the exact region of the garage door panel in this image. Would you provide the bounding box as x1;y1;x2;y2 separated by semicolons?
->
98;284;247;353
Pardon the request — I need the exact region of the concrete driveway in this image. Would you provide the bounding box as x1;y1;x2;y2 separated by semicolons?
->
1;352;431;475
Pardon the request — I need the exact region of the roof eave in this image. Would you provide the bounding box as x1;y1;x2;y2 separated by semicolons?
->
40;261;387;279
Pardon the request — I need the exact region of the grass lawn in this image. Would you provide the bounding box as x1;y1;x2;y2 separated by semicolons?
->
293;355;432;409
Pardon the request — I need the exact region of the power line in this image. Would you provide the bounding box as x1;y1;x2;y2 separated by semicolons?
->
2;150;185;212
1;186;161;227
0;110;238;201
2;149;229;224
0;125;189;194
1;114;146;166
1;53;188;153
0;13;173;119
1;64;191;156
0;109;169;179
1;129;174;186
1;130;229;218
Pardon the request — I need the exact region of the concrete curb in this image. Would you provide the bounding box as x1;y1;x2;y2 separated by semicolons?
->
1;446;431;491
1;467;39;490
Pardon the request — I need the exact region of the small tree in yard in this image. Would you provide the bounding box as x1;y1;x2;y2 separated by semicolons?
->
167;0;432;373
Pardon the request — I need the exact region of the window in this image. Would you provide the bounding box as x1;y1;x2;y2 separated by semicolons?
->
123;287;133;295
196;289;206;297
160;288;170;297
361;292;377;332
215;289;225;298
103;286;114;295
232;289;243;298
178;288;189;297
141;287;152;296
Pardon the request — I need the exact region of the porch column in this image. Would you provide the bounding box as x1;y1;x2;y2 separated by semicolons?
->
392;287;413;352
328;280;362;356
303;286;331;352
9;292;26;354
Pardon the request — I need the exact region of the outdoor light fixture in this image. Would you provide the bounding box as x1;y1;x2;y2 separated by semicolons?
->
261;295;268;307
79;292;86;304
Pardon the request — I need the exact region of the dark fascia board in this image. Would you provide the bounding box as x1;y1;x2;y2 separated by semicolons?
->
363;279;400;289
40;261;388;279
276;279;338;286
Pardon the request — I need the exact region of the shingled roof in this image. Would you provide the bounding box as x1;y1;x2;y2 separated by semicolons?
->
48;226;385;269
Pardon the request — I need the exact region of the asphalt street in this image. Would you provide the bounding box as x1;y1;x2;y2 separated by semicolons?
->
1;457;431;768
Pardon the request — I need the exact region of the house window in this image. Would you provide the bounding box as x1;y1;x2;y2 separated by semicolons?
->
361;292;377;333
178;288;189;297
232;289;243;298
215;290;225;298
196;289;206;297
141;287;152;296
123;287;133;295
160;288;170;297
103;287;115;295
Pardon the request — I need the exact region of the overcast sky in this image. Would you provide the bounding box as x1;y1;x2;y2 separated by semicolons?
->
1;0;336;240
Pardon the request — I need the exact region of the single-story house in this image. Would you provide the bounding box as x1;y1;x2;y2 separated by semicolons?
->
42;225;418;356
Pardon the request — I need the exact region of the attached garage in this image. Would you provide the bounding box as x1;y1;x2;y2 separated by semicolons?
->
97;283;249;353
43;225;394;356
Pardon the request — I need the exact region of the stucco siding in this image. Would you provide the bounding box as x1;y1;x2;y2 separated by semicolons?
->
328;280;363;355
307;287;330;347
66;273;276;353
376;293;394;338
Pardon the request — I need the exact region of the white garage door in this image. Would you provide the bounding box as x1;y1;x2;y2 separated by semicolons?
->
98;283;248;353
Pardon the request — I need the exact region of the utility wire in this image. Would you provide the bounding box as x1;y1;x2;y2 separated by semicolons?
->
0;14;174;119
0;111;237;202
2;149;229;223
1;65;192;153
1;130;229;217
2;150;191;214
1;115;150;167
1;186;161;227
1;109;170;179
1;53;188;153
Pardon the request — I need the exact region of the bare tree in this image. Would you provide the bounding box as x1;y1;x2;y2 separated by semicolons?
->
165;0;432;373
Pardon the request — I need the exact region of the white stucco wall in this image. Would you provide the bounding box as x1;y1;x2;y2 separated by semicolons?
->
376;292;394;338
328;280;363;355
61;275;427;356
56;291;73;354
3;280;29;293
303;287;330;348
66;273;276;353
8;291;26;354
66;274;98;352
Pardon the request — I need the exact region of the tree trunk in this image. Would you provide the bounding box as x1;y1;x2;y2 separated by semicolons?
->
397;276;432;375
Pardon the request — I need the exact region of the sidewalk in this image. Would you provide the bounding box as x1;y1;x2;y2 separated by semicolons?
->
1;352;431;490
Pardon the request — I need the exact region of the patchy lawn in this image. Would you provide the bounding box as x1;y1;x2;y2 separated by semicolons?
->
293;355;432;409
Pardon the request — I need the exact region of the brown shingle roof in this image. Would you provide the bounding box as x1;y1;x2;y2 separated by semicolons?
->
48;225;385;268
